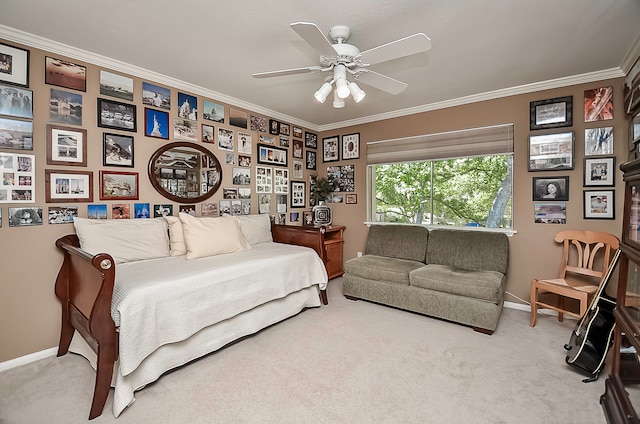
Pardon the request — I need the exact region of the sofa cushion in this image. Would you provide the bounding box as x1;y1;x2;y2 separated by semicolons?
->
365;224;429;263
344;255;425;286
426;229;509;273
409;264;505;303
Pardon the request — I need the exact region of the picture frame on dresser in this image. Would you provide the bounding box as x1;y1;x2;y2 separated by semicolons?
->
530;96;573;131
47;124;87;166
45;169;93;203
0;42;30;88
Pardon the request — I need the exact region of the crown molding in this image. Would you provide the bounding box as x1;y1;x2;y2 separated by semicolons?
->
0;24;628;134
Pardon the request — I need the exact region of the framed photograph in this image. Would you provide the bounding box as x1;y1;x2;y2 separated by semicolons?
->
87;203;108;219
584;157;615;187
306;150;317;170
305;131;318;149
250;115;267;132
144;108;169;139
50;88;82;126
8;207;42;227
293;160;303;178
202;124;214;143
46;124;87;166
103;132;134;167
99;170;138;200
0;84;33;119
97;98;136;132
269;119;280;135
342;133;360;160
528;131;574;171
293;126;303;138
218;128;234;151
584;190;615;219
173;118;198;142
293;139;303;159
45;169;93;203
112;203;130;219
229;108;247;129
532;176;569;201
134;202;151;218
177;92;197;120
48;206;78;224
100;70;134;101
346;193;358;204
323;135;339;162
258;144;288;167
45;56;86;92
0;117;33;150
303;210;313;225
585;127;613;156
530;96;573;131
153;204;173;217
141;81;169;109
238;132;252;154
203;100;224;122
584;87;613;122
280;122;290;136
534;203;567;224
279;136;289;148
0;42;29;87
0;152;35;203
291;181;306;208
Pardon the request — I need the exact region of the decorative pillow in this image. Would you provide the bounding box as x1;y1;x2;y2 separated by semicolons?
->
234;214;273;245
73;217;170;264
164;216;187;256
179;212;251;259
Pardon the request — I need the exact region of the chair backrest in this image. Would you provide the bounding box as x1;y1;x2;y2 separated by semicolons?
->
554;230;620;283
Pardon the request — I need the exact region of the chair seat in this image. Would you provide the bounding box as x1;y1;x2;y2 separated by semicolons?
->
535;278;599;295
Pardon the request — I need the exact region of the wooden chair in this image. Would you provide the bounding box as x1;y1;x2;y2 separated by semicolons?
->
530;230;619;327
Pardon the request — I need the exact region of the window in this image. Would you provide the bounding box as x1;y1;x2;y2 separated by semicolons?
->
367;124;514;229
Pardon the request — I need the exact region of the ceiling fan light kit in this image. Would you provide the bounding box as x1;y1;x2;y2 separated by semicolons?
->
252;22;431;109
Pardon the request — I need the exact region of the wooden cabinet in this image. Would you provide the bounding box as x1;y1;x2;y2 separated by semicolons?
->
271;224;345;279
601;159;640;423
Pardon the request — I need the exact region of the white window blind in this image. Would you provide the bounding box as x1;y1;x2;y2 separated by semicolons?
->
366;123;514;164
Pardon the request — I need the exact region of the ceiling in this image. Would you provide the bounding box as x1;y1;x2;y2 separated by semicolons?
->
1;1;640;131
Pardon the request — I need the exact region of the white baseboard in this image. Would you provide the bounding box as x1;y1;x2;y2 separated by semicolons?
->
0;347;57;373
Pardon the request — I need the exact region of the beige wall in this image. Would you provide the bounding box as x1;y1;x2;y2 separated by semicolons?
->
321;77;627;312
0;37;629;363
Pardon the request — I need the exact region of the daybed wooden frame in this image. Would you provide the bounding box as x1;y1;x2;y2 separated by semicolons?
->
54;225;331;419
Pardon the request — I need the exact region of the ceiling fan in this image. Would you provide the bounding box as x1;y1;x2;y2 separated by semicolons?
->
252;22;432;107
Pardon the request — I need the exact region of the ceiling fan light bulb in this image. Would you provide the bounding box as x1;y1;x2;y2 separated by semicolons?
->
313;82;332;103
333;89;345;108
349;82;366;103
335;78;350;99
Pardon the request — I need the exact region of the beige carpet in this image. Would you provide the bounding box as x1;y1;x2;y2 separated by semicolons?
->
0;278;610;424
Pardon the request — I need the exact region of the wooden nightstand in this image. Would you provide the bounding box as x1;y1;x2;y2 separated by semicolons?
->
271;224;345;279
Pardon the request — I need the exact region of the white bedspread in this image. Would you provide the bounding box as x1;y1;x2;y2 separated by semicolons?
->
110;242;328;377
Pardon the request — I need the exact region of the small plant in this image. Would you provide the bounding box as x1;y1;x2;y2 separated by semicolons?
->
312;176;334;204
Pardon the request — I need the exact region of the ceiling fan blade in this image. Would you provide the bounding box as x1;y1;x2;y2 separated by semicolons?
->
290;22;337;57
355;70;408;95
252;66;322;78
360;33;431;65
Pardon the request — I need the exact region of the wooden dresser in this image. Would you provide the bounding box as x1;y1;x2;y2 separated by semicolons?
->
272;224;345;279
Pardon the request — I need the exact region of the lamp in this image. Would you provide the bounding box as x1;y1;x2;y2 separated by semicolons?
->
313;82;332;103
332;89;345;108
348;81;366;103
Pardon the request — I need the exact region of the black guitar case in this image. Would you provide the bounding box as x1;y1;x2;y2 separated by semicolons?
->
564;249;620;382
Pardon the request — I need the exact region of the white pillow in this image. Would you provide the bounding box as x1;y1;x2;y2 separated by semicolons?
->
164;216;187;256
179;212;251;259
73;217;170;264
234;214;273;245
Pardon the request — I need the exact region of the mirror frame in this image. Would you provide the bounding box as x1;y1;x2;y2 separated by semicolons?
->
148;141;223;203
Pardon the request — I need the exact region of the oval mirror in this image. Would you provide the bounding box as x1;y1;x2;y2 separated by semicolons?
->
148;142;222;203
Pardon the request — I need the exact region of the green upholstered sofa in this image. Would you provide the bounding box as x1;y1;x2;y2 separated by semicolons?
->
343;224;510;334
